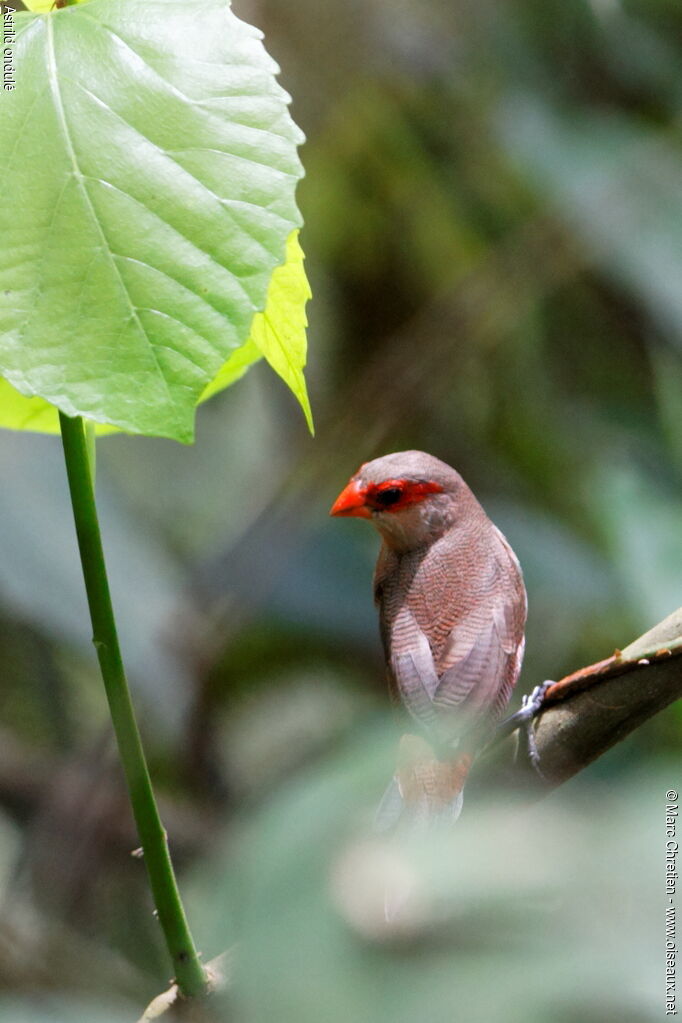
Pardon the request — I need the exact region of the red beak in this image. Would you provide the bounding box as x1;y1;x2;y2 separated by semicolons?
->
330;478;372;518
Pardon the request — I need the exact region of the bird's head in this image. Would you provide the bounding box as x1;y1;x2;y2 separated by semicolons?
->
330;450;469;551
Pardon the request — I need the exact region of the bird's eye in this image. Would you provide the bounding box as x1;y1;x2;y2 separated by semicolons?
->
374;486;403;507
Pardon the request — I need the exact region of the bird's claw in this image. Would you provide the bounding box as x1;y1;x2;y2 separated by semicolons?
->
520;680;552;717
518;681;553;777
496;680;552;731
492;681;553;774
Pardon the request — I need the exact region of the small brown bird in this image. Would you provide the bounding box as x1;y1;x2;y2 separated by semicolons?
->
330;450;527;827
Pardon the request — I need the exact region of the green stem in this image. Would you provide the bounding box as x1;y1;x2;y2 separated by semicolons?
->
59;412;206;998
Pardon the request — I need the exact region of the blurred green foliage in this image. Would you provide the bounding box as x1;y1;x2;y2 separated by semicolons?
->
0;0;680;1018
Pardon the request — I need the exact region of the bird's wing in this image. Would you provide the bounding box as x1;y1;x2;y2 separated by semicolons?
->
376;547;441;725
388;607;441;727
388;606;519;734
378;533;525;734
433;607;513;715
432;545;526;729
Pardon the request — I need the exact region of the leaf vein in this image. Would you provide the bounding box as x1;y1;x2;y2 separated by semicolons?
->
46;18;180;427
79;14;298;142
111;252;237;329
69;80;278;294
135;306;222;369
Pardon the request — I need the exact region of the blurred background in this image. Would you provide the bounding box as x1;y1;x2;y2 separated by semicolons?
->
0;0;681;1018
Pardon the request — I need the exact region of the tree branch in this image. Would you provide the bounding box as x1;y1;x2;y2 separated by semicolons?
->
474;608;682;797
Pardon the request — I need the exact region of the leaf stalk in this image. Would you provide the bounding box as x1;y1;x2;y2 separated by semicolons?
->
59;411;206;998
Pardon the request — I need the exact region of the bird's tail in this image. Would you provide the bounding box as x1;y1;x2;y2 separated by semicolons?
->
374;733;473;831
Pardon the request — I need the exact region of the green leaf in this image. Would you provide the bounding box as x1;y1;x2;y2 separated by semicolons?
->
202;230;313;433
0;377;117;434
0;341;259;436
0;229;312;436
199;337;263;404
250;230;313;434
0;0;304;442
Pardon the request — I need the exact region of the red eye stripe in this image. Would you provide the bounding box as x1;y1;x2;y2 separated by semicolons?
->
366;479;443;512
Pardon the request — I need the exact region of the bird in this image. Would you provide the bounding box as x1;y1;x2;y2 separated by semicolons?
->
330;450;527;828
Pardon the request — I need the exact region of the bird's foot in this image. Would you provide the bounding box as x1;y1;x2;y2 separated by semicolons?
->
518;681;553;776
493;681;554;775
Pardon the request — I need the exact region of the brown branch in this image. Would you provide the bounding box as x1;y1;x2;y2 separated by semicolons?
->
473;611;682;798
